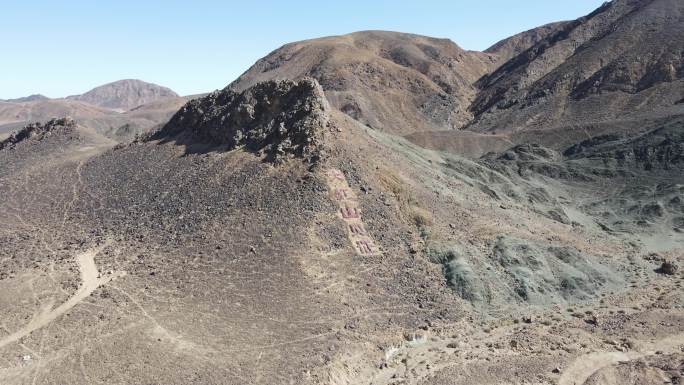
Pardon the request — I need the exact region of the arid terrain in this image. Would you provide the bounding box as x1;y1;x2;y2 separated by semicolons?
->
0;79;199;141
0;0;682;384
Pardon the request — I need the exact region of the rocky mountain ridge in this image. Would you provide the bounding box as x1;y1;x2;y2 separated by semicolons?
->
224;0;683;151
484;21;572;66
469;0;684;132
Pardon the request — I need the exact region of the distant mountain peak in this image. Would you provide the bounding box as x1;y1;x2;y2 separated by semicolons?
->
2;94;50;103
66;79;178;111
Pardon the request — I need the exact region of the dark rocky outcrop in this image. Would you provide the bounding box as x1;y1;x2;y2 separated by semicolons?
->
656;260;679;275
0;117;76;150
564;123;684;171
149;78;330;163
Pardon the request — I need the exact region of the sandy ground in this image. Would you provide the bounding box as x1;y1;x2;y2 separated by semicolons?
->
559;332;684;385
0;244;124;350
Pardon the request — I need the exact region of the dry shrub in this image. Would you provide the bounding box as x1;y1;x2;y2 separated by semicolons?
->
377;168;432;229
411;205;433;227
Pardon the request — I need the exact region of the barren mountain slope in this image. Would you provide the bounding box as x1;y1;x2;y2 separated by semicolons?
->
66;79;179;111
0;78;680;385
469;0;684;133
229;31;497;135
485;21;572;66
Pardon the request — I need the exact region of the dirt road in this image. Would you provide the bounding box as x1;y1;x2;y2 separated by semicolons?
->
558;333;684;385
0;245;123;349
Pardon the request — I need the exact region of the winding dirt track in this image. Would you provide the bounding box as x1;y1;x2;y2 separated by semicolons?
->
558;333;684;385
0;245;123;349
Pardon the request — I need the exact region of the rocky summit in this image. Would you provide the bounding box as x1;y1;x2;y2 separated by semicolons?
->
151;79;330;162
0;1;682;385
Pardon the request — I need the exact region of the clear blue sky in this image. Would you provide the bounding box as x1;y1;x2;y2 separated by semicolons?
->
1;0;606;99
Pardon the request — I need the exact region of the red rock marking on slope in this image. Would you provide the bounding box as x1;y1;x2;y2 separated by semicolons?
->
326;168;380;255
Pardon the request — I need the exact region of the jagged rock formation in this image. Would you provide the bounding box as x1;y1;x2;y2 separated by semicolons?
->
229;31;497;135
67;79;179;111
0;117;76;150
151;79;329;162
